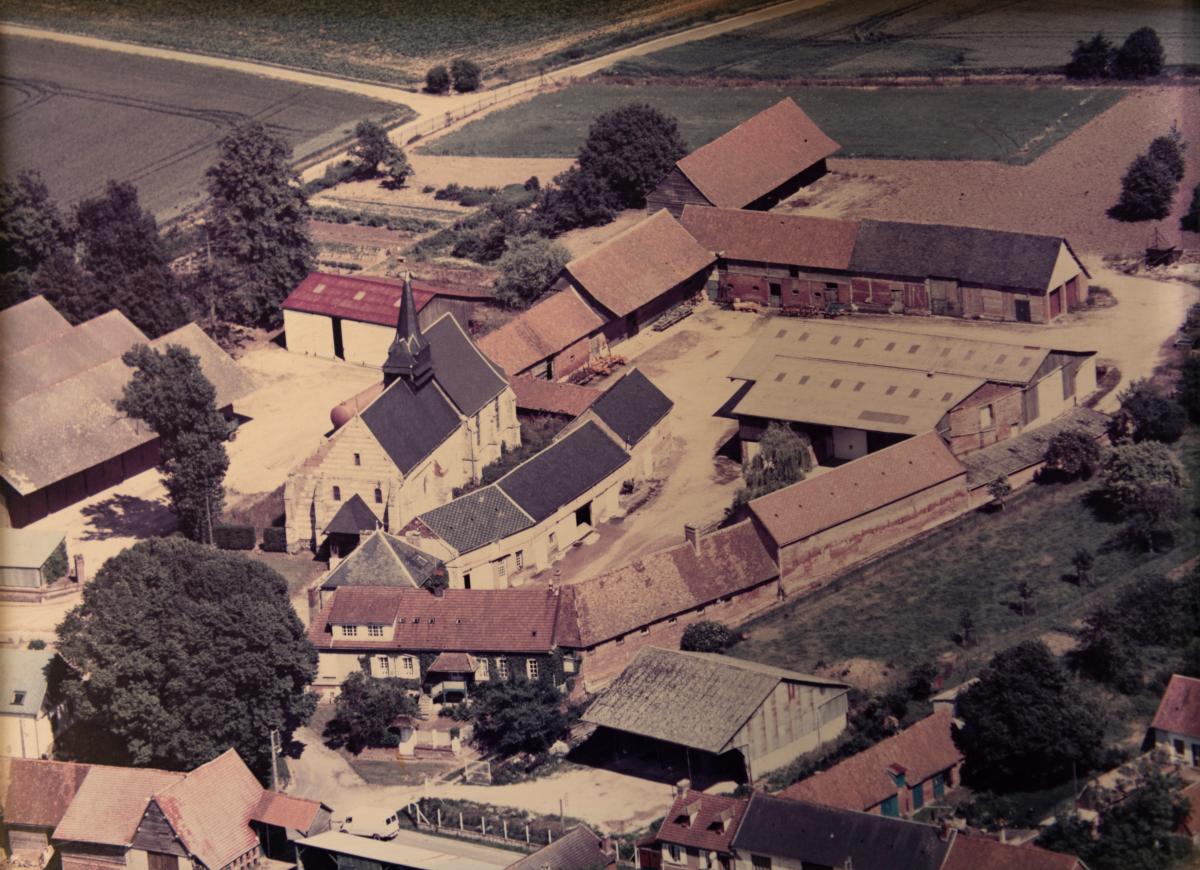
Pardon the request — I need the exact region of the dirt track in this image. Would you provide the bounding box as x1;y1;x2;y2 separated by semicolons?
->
800;86;1200;256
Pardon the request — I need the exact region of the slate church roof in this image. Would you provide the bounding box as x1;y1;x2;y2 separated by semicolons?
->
586;368;673;446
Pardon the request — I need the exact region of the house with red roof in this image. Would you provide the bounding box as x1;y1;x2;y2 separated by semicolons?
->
778;710;962;818
646;98;840;217
477;287;608;381
640;786;746;870
1151;673;1200;768
282;271;490;367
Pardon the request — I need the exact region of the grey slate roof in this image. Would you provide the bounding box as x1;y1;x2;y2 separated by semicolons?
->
322;529;440;589
507;825;610;870
424;313;509;417
733;793;951;870
359;378;462;475
323;494;381;535
497;422;630;522
582;648;847;754
417;486;534;555
849;220;1077;292
588;368;673;447
960;406;1109;487
0;649;54;716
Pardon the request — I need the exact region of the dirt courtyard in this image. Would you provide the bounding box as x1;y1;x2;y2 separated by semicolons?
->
786;85;1200;256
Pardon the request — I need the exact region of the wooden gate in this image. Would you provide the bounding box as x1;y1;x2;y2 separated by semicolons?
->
927;278;960;316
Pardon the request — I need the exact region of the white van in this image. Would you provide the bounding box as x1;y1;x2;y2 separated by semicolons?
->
338;807;401;839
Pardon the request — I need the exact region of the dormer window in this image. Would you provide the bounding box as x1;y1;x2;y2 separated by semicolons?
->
341;625;358;637
368;625;385;637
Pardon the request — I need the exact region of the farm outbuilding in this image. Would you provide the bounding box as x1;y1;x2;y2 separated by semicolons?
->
282;271;490;367
680;206;1089;323
646;98;840;217
0;297;254;528
0;528;70;591
476;287;608;380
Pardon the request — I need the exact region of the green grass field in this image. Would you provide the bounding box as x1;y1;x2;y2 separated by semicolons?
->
6;0;764;84
728;430;1200;683
424;82;1125;164
612;0;1200;80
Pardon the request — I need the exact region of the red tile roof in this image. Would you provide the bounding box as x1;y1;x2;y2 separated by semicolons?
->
565;211;716;318
251;791;327;835
153;749;262;869
655;791;747;854
779;710;961;812
282;272;490;327
1151;674;1200;738
510;375;600;417
750;432;966;547
310;587;562;653
477;288;606;376
680;206;860;270
556;520;778;648
53;765;184;846
428;651;476;672
676;98;840;209
1177;781;1200;838
0;758;92;828
942;832;1083;870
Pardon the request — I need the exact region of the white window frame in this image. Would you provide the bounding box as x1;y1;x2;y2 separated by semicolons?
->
341;625;357;637
367;624;385;637
497;658;510;680
494;558;507;578
526;659;540;681
376;656;390;676
401;655;415;674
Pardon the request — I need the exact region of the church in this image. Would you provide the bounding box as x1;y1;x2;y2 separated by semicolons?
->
284;273;520;552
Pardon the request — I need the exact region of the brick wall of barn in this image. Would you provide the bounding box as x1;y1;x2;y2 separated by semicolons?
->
945;386;1024;455
776;475;971;595
572;578;783;695
548;333;598;380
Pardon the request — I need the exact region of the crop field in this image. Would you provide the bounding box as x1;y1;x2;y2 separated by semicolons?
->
730;430;1200;684
613;0;1200;80
423;81;1125;164
6;0;766;85
1;36;402;219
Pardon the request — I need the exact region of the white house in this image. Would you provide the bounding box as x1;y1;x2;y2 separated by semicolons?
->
0;649;56;758
1152;673;1200;767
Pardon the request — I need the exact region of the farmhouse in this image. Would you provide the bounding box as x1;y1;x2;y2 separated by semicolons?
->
0;297;254;528
477;287;608;380
556;520;780;693
310;527;445;611
681;206;1090;323
646;98;840;217
728;320;1098;460
0;757;92;861
283;271;489;366
642;787;746;870
582;647;849;782
306;585;571;698
284;275;520;551
554;210;716;342
399;421;632;589
748;432;971;595
1150;674;1200;768
779;709;963;817
0;649;56;759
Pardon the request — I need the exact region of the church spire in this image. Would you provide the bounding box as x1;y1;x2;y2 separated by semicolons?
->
382;271;433;388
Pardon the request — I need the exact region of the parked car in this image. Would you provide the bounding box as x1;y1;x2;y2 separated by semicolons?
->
338;807;402;839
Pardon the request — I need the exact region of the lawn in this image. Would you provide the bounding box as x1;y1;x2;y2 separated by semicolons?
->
6;0;766;85
422;82;1125;164
729;429;1200;683
612;0;1200;80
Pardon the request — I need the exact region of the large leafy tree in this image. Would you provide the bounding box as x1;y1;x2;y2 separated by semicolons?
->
1091;768;1192;870
205;122;315;328
0;170;72;309
1114;379;1187;444
953;641;1105;791
51;537;318;780
1148;128;1186;183
1043;428;1101;479
1112;27;1165;80
493;236;569;308
470;677;569;756
349;120;411;187
733;422;813;508
118;344;230;542
323;671;418;753
1065;32;1114;79
576;104;688;209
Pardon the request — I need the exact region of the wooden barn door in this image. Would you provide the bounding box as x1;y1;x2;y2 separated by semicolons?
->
928;279;960;316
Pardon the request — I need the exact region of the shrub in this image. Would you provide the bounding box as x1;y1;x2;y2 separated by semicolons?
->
424;64;450;94
302;160;357;197
450;58;481;93
1115;379;1187;444
261;527;288;553
214;524;256;550
680;621;739;653
1113;153;1178;221
1148;128;1186;182
1180;357;1200;422
1044;428;1101;480
28;639;46;650
1065;32;1114;79
323;671;418;753
493;236;569;308
1182;184;1200;233
1112;26;1165;79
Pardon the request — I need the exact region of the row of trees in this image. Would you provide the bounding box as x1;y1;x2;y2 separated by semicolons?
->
1066;27;1165;80
1113;127;1188;222
425;58;482;94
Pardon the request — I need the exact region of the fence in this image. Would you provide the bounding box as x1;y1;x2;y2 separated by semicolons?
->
401;74;577;144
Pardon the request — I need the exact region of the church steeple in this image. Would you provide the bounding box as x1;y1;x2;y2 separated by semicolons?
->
382;272;434;388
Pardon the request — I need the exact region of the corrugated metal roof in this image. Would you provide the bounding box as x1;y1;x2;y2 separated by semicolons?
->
680;205;860;270
0;527;66;569
676;98;840;209
281;272;489;328
565;210;715;318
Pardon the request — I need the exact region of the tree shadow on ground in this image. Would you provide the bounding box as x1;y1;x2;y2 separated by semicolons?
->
80;494;175;540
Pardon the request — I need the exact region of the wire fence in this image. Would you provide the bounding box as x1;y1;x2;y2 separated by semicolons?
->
400;74;577;144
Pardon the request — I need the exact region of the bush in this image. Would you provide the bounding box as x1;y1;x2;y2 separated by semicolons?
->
424;64;450;94
28;639;46;650
302;160;357;197
1065;32;1114;79
1148;128;1186;182
680;621;739;653
261;527;288;553
1180;357;1200;422
493;237;569;308
1112;26;1165;79
1113;153;1178;221
1043;428;1101;480
214;524;256;550
1182;184;1200;233
450;58;481;93
323;671;418;754
1115;379;1187;444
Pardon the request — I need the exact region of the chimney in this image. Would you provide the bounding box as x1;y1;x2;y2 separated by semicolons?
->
72;553;85;584
676;778;691;797
307;586;320;623
683;524;699;552
406;529;421;546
